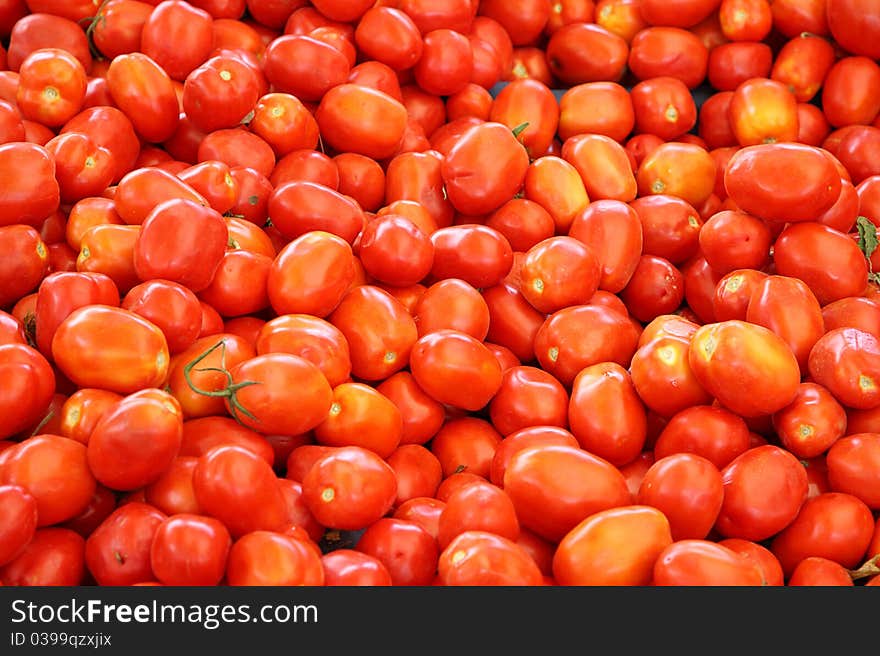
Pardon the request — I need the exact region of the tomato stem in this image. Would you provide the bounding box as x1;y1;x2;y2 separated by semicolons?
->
182;340;260;424
849;554;880;581
28;409;55;438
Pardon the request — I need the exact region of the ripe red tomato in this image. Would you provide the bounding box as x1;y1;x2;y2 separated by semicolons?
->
84;502;166;586
809;328;880;410
106;52;179;144
553;505;673;585
149;513;231;585
652;539;765;586
301;446;397;531
0;484;38;567
503;444;630;543
0;527;86;586
826;433;880;509
436;530;544;586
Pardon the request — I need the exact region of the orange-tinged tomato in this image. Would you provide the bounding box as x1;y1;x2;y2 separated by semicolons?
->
561;133;637;202
489;78;560;159
315;83;407;160
523;156;590;234
568;362;646;466
313;383;402;459
808;328;880;410
630;334;713;418
636;141;716;208
688;320;801;418
553;505;672;586
51;305;169;394
728;77;799;146
723;143;841;223
652;539;765;585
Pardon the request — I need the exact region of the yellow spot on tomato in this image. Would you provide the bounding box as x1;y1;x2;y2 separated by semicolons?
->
451;550;466;564
859;374;876;391
219;69;232;81
548;346;559;362
651;179;666;194
321;487;335;502
329;401;342;416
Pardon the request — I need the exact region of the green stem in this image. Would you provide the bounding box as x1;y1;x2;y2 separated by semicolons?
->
182;340;260;424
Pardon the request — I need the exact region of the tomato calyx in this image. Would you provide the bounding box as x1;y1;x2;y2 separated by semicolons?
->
511;122;531;139
182;340;260;424
855;216;880;285
849;554;880;582
28;409;56;438
82;2;110;62
22;312;37;348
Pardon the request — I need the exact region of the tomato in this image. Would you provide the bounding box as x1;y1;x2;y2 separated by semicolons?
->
713;445;808;541
631;333;712;418
44;133;115;205
333;153;385;214
86;387;181;493
84;502;166;586
0;527;86;586
728;77;799;146
228;529;324;586
0;225;49;311
0;484;38;567
393;497;445;541
567;199;642;293
745;274;824;371
321;549;392;586
826;433;880;509
142;456;200;516
771;383;847;460
354;7;422;72
0;142;60;229
637;453;723;541
788;556;855;586
197;127;276;178
809;328;880;410
556;82;632;143
89;0;154;60
301;446;397;531
385;151;454;229
357;215;433;288
106;52;179;144
386;444;442;507
429;224;514;289
770;492;874;576
688;320;801;418
312;382;402;459
553;505;672;586
114;167;208;226
436;530;543;586
355;517;439;586
636;141;716;209
545;22;627;86
149;513;231;585
822;57;880;129
533;303;640;387
440;122;530;217
826;0;880;59
0;346;50;434
7;13;92;74
191;444;287;538
62;106;141;184
562;133;637;203
488;424;575;490
628;27;707;89
652;539;765;586
413;278;490;340
16;47;87;129
822;297;880;340
375;372;445;446
409;329;503;412
714;538;782;586
315;83;406;160
123;279;202;354
430;417;502;481
707;42;772;93
503;444;630;543
653;404;751;470
2;434;95;527
628;195;702;267
140;0;213;82
770;0;827;36
769;35;836;105
487;365;567;436
51;304;169;394
617;255;684;323
329;285;418;382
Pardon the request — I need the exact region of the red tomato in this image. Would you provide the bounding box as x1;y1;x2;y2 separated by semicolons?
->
430;417;502;480
688;320;801;418
519;236;600;314
149;513;231;585
313;382;402;459
329;285;418;382
557;81;633;143
140;0;213;82
628;27;708;89
637;453;723;540
87;388;183;492
226;530;323;586
714;445;808;542
315;83;407;160
440;122;530;217
771;383;847;459
808;328;880;410
553;505;673;585
106;52;179;143
375;371;445;446
356;517;439;586
0;484;38;567
123;279;202;355
653;404;751;470
51;304;169;394
770;492;874;577
436;530;543;586
192;444;287;538
2;434;96;527
652;539;765;586
301;446;397;531
503;444;630;543
631;334;713;418
826;433;880;509
321;549;392;586
0;527;85;586
545;22;628;86
410;329;503;412
429;224;514;289
0;142;60;229
84;502;166;586
568;362;646;466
